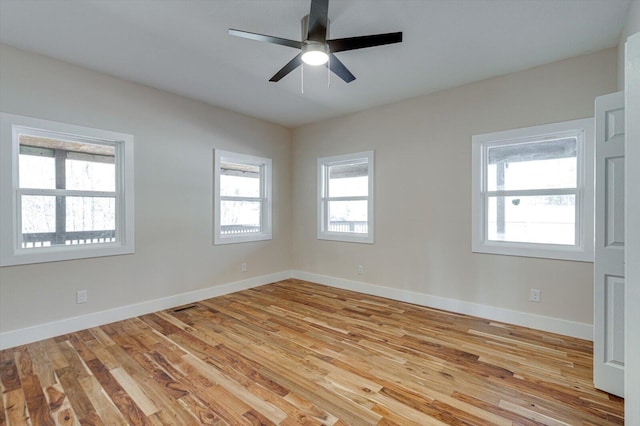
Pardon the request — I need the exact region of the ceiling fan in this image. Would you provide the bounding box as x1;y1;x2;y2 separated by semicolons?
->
229;0;403;83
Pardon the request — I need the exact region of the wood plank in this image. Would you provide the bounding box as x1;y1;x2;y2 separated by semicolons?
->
52;408;77;426
175;393;224;425
83;358;149;426
20;374;55;426
87;327;116;348
0;380;5;425
3;388;30;426
41;340;68;371
27;342;56;389
109;367;158;417
104;342;197;424
55;366;103;426
0;351;21;392
44;383;80;426
182;353;288;424
282;392;340;425
191;383;254;425
56;342;90;381
78;375;127;425
13;347;34;379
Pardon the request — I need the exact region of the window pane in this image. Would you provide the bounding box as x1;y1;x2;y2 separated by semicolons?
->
21;195;56;233
328;162;368;197
220;162;261;197
488;195;575;245
487;138;577;191
329;176;368;197
66;158;115;191
328;200;368;234
66;197;116;232
19;153;55;189
220;175;260;197
220;200;261;234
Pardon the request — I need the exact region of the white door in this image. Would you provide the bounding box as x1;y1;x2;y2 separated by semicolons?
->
624;32;640;424
594;91;625;397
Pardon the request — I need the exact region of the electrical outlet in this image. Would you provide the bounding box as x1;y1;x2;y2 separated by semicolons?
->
357;265;364;274
241;262;247;272
529;288;541;303
77;289;88;304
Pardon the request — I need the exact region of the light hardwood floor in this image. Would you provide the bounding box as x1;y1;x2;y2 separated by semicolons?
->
0;279;624;425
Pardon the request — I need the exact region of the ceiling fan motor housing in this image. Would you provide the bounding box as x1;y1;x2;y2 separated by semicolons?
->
301;15;330;65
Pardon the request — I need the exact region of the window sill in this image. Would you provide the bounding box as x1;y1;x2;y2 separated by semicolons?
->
472;240;593;262
318;232;374;244
1;243;134;267
214;233;272;245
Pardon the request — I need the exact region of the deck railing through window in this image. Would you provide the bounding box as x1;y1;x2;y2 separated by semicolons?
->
328;221;368;233
21;230;117;248
220;225;261;235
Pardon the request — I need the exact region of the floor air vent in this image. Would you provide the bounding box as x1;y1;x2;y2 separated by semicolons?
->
172;304;198;312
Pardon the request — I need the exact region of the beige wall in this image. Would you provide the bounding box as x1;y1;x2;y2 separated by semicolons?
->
0;45;292;333
0;44;620;337
292;48;618;325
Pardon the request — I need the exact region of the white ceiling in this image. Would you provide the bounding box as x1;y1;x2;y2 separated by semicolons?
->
0;0;631;128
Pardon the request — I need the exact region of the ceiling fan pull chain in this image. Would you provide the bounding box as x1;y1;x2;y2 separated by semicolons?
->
301;62;304;94
328;54;331;88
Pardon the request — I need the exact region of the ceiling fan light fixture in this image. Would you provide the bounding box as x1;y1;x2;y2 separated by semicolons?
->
301;41;329;66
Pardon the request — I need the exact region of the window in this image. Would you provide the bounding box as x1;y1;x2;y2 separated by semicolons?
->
213;150;272;244
0;113;134;266
472;118;594;261
318;151;374;243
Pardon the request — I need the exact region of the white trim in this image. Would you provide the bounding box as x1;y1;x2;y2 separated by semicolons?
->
471;118;594;262
213;149;272;245
317;150;374;244
0;270;291;350
290;270;593;340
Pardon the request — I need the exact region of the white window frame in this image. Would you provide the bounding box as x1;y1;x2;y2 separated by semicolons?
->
472;118;594;262
318;151;374;244
0;112;135;266
213;150;272;245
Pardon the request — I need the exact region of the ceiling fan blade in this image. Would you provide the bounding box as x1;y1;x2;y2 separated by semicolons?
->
328;32;402;53
229;29;302;49
327;54;356;83
307;0;329;42
269;53;303;82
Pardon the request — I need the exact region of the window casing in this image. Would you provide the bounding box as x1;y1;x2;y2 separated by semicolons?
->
318;151;374;244
0;113;134;266
213;150;272;244
472;118;594;261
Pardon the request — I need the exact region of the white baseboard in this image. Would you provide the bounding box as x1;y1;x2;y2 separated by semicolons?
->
290;270;593;341
0;269;593;350
0;270;291;350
